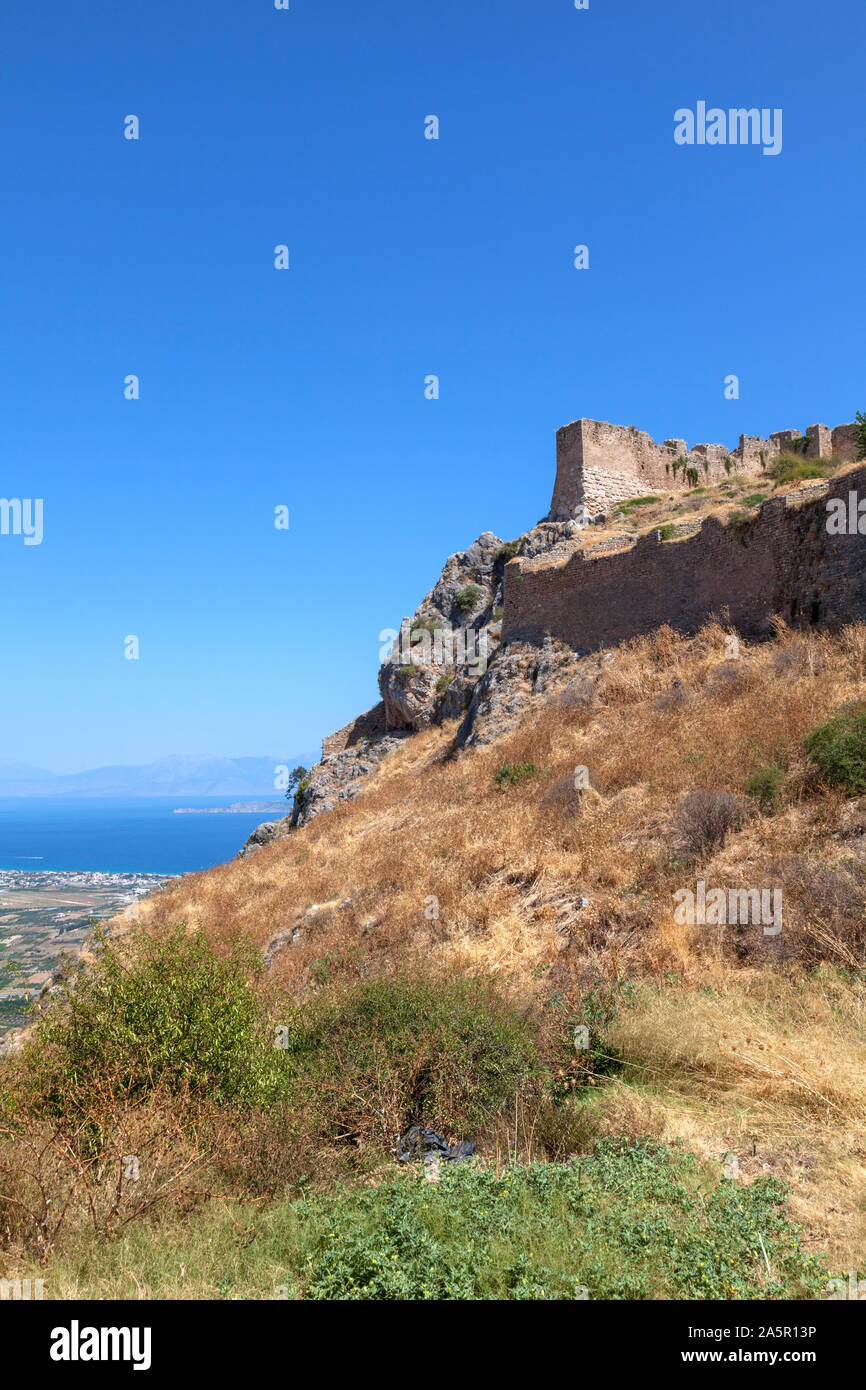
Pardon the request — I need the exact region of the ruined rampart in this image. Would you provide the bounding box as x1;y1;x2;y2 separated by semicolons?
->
505;468;866;651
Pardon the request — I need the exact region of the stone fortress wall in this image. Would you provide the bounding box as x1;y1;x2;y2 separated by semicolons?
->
548;416;860;521
505;463;866;653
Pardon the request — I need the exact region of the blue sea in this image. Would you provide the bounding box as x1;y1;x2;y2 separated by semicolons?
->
0;797;287;875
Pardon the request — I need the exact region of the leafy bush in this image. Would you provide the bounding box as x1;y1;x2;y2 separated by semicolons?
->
278;974;541;1144
396;662;419;682
673;789;746;859
23;925;282;1118
740;493;767;508
855;410;866;461
494;762;536;791
685;466;699;488
454;585;483;614
804;706;866;793
745;762;786;811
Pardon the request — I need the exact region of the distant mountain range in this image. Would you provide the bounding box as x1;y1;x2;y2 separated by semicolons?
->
0;755;317;798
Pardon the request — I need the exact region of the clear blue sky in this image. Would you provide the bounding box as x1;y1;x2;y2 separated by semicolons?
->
0;0;863;772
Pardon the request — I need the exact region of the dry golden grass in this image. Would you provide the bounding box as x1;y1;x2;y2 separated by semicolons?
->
603;967;866;1270
131;619;866;986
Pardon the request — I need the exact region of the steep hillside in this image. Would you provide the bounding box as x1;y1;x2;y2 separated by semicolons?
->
4;419;865;1299
114;618;866;1272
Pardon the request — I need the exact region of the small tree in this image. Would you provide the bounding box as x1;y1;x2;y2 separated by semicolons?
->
285;766;308;802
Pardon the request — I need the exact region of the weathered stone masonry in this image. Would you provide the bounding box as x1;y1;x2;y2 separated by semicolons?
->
505;468;866;651
548;416;859;521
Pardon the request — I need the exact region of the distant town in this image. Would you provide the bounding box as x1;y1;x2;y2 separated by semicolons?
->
0;868;171;1034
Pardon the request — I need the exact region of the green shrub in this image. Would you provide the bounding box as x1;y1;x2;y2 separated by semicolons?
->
397;663;419;682
768;454;827;485
454;585;482;615
435;673;452;698
494;762;536;791
745;763;786;812
685;466;700;488
724;456;733;475
740;493;767;508
280;974;541;1142
23;925;282;1117
804;706;866;794
493;541;522;565
855;410;866;461
657;523;677;540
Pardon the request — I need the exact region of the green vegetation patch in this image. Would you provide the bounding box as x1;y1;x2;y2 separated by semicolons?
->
20;925;282;1117
768;454;828;486
745;762;786;812
454;585;483;615
292;1139;828;1300
494;762;536;791
804;706;866;794
616;496;659;513
493;541;522;565
281;974;541;1140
